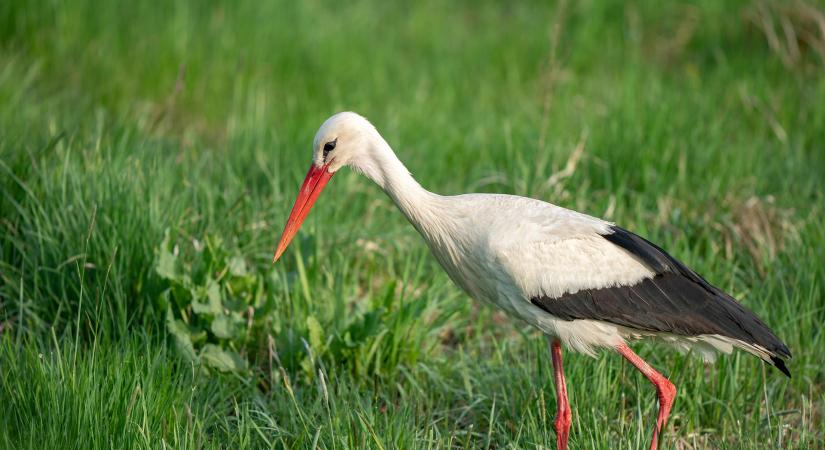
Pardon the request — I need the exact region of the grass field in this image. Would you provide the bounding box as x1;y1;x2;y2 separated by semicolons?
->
1;0;824;448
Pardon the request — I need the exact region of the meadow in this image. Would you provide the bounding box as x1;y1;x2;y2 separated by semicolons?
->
1;0;824;448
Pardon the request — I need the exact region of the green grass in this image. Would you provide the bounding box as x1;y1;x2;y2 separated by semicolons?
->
1;0;824;448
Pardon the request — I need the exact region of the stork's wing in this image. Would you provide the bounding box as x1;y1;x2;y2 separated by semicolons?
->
521;225;791;375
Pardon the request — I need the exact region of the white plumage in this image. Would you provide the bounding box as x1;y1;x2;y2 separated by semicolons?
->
273;111;791;450
388;192;653;354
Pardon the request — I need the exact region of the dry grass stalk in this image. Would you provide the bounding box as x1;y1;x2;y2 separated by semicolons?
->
744;1;825;68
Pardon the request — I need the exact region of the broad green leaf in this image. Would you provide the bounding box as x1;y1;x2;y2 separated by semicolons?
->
228;256;248;276
166;307;196;362
155;229;181;281
211;314;237;339
192;280;223;315
200;344;247;372
207;280;222;304
221;295;247;313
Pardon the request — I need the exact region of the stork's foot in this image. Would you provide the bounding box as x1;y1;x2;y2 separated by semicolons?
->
616;343;677;450
553;401;571;450
549;339;571;450
650;376;676;450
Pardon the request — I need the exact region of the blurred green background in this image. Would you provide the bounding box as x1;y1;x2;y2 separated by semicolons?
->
1;0;823;448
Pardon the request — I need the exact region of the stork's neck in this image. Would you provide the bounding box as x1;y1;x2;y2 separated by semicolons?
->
361;136;444;234
359;135;468;292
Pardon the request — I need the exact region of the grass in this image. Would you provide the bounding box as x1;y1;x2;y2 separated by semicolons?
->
1;0;824;448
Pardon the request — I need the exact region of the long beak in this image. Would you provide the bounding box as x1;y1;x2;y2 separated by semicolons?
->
273;163;334;263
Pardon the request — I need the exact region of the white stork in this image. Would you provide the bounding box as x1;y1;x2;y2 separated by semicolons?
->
273;112;791;450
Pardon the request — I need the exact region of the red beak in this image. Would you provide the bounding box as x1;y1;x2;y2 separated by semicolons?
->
273;163;334;263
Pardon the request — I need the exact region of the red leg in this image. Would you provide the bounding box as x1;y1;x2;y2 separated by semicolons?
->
549;339;571;450
616;343;677;450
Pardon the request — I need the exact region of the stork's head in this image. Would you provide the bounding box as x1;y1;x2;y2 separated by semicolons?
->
311;111;379;174
273;112;381;262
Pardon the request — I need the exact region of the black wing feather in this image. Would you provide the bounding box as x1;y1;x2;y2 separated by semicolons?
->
530;226;791;375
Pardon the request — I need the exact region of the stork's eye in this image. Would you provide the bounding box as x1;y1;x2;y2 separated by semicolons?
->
323;139;337;160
